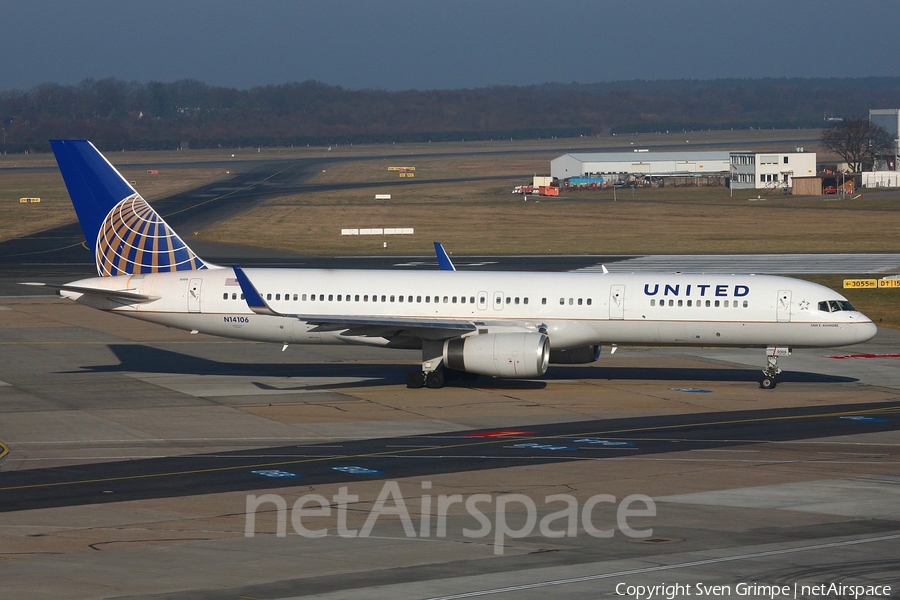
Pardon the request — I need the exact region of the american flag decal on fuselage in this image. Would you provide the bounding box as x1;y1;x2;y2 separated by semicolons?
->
96;194;207;276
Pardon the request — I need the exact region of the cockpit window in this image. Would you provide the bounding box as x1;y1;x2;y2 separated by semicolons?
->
818;300;857;313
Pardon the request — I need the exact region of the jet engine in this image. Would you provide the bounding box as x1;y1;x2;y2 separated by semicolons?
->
549;345;601;364
443;333;550;378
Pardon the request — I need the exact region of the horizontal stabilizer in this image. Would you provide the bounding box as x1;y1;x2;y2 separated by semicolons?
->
20;282;159;303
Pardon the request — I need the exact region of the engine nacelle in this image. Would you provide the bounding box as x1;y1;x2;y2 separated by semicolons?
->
444;333;550;378
549;345;601;364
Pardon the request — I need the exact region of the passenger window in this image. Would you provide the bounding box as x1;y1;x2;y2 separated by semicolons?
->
668;299;674;307
452;296;457;303
687;299;692;307
328;294;333;301
390;295;395;302
506;297;512;304
319;294;325;301
585;298;590;305
651;299;656;306
443;296;448;303
426;296;431;303
223;293;228;300
381;295;386;302
399;296;404;302
524;298;529;305
232;293;237;300
724;300;729;307
542;298;547;305
293;294;298;301
460;296;466;304
355;295;359;301
706;300;711;307
267;293;272;300
408;296;413;302
715;300;720;307
337;295;342;301
743;300;748;308
417;296;422;302
677;300;683;307
569;298;574;305
559;298;564;305
577;298;582;306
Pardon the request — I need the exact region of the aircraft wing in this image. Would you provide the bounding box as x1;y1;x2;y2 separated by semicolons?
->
231;266;477;339
20;282;160;304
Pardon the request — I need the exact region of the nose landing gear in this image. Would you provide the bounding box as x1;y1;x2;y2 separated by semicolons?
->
759;347;789;389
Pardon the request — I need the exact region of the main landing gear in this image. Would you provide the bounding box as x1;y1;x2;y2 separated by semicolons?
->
759;348;787;389
407;339;447;389
406;369;445;389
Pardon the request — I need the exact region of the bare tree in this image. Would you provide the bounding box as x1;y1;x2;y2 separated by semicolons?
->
821;118;895;172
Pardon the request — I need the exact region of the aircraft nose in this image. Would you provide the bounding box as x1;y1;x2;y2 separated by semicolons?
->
854;319;878;343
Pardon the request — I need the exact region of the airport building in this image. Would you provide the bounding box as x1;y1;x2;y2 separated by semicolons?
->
869;108;900;170
551;150;816;191
728;150;817;191
551;151;731;185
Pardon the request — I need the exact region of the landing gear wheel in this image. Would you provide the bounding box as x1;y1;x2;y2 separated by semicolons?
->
406;371;425;389
759;376;777;390
425;370;446;389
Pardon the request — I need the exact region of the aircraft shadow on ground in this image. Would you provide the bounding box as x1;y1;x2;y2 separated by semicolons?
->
61;344;857;389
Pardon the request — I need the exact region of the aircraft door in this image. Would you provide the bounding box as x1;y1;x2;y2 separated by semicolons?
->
188;278;202;313
477;291;488;311
609;285;625;319
777;290;791;322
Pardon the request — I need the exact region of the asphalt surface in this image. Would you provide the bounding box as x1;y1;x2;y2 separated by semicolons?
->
1;401;898;513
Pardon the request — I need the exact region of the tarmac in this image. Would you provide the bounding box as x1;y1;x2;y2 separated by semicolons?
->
0;295;897;599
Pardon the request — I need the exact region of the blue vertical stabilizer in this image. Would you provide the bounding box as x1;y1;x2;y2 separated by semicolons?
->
51;140;208;276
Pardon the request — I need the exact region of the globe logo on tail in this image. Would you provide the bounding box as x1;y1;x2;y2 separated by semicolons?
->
95;194;207;276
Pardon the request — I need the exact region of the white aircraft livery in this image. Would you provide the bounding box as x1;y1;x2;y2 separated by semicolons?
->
38;140;877;389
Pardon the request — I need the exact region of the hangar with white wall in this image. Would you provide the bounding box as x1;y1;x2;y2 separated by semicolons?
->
552;150;816;191
551;151;731;182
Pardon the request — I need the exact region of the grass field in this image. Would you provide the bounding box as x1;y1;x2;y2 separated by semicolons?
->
198;166;900;256
0;166;230;239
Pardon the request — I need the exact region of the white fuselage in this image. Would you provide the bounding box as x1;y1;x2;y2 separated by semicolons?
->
61;267;877;350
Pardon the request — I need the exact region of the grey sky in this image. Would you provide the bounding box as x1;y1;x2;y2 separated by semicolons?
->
4;0;899;92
